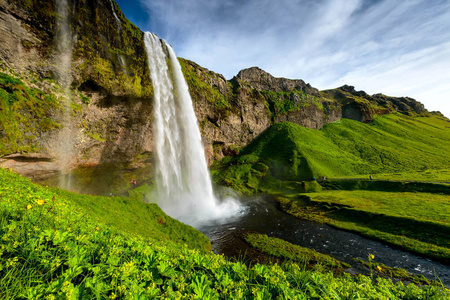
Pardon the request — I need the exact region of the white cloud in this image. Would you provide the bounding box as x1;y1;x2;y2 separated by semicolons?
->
139;0;450;117
338;43;450;115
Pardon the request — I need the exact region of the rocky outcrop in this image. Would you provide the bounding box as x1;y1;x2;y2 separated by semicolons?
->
234;67;319;95
321;85;428;123
179;60;272;162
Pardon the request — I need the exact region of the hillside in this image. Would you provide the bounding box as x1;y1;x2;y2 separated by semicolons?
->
1;168;449;298
212;113;450;194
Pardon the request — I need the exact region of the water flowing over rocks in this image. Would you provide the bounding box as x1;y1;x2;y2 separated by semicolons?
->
144;32;242;226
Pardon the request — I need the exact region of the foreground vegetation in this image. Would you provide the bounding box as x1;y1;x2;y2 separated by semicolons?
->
244;233;435;286
1;169;449;298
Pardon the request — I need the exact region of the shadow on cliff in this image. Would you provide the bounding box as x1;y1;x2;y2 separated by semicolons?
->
69;89;155;196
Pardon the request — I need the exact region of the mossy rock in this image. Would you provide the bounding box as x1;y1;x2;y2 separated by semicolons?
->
251;162;269;173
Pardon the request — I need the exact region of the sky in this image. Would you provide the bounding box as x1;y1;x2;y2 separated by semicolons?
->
115;0;450;117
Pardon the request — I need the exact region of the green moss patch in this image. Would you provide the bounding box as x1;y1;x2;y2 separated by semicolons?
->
179;58;232;119
0;72;61;154
244;233;349;270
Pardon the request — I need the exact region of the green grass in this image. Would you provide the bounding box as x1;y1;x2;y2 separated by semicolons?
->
322;115;450;173
307;190;450;225
322;179;450;194
0;168;209;251
244;233;350;270
245;233;433;285
212;114;450;195
2;169;449;298
354;256;433;286
346;169;450;183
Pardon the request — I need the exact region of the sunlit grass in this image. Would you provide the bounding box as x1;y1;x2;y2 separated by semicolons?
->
2;168;449;298
244;233;350;270
357;169;450;183
212;114;450;195
308;190;450;225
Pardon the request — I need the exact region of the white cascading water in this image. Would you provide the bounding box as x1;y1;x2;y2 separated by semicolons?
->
108;0;127;73
144;32;242;227
108;0;121;27
55;0;75;191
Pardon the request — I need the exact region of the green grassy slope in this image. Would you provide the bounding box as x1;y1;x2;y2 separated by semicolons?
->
0;168;209;251
212;114;450;194
1;169;449;298
307;191;450;226
322;115;450;172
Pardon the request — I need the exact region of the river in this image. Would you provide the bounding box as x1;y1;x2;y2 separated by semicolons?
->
198;195;450;286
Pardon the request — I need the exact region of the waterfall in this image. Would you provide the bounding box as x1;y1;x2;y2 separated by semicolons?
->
144;32;242;227
108;0;127;73
108;0;121;27
54;0;75;191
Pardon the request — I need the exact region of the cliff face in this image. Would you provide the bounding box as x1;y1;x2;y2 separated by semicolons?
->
0;0;433;187
0;0;154;183
183;63;431;163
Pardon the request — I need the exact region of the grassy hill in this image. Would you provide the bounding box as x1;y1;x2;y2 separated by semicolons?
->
1;168;449;298
212;114;450;194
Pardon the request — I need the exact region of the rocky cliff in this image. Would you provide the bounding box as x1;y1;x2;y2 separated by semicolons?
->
182;62;432;162
0;0;435;191
0;0;154;185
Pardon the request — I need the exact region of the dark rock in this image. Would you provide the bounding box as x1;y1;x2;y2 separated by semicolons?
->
234;67;319;95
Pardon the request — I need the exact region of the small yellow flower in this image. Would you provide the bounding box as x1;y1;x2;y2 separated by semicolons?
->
36;199;45;206
377;266;382;271
369;254;375;260
27;204;32;210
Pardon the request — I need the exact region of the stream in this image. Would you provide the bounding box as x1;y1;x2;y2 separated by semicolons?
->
198;195;450;286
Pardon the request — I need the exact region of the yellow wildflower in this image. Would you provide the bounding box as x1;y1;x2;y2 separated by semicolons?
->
377;266;382;271
27;204;32;210
36;199;45;206
369;254;375;260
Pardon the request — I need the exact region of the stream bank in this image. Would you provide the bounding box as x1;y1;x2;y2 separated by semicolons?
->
199;195;450;286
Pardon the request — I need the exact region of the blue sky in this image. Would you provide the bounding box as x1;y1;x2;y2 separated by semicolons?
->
115;0;450;117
